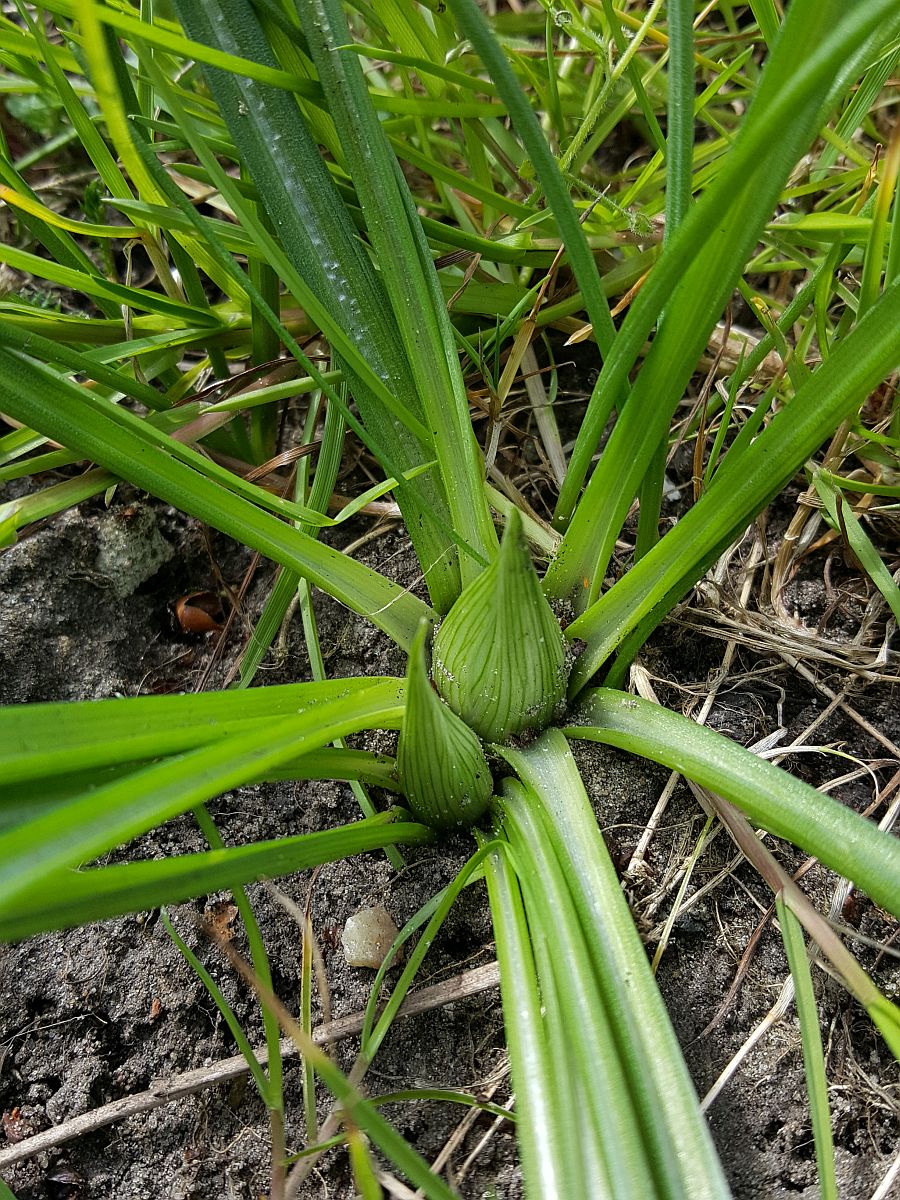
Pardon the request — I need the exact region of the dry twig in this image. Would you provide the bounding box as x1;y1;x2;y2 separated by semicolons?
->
0;962;500;1170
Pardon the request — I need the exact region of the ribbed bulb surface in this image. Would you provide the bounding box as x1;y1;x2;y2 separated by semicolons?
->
432;509;567;743
397;621;492;829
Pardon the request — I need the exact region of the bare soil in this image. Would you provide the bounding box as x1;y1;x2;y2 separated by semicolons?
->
1;489;898;1199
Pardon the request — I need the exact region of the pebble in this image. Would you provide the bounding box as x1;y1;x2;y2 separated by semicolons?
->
340;905;399;969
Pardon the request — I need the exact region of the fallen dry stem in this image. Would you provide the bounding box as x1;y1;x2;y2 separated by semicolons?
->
414;1072;511;1199
0;961;500;1170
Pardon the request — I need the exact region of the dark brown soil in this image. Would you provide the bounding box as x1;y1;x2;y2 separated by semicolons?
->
1;490;898;1199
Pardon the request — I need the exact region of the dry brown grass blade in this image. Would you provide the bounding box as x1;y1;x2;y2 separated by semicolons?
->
412;1067;511;1199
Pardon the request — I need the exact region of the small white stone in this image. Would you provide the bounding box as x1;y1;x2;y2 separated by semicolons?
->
341;905;399;969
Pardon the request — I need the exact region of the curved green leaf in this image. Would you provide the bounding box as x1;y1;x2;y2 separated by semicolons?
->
0;678;402;783
548;0;900;593
0;809;431;941
170;0;466;610
299;0;497;585
0;681;405;910
566;690;900;919
0;348;432;649
567;277;900;688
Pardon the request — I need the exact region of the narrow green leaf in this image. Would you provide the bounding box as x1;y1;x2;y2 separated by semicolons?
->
360;845;500;1062
299;0;497;584
812;470;900;624
0;317;171;411
347;1128;384;1200
0;681;405;910
126;53;468;580
0;348;432;649
38;0;320;94
592;0;667;166
748;0;781;48
0;810;431;941
665;0;694;241
170;0;465;610
0;468;116;543
498;781;659;1197
0;160;118;320
19;1;133;205
566;690;900;919
0;749;398;834
813;46;900;180
497;731;731;1199
443;0;617;361
161;910;273;1104
345;43;499;96
0;678;401;783
567;277;900;686
481;835;573;1198
866;996;900;1062
775;896;837;1200
549;0;900;564
367;1089;513;1122
0;241;219;324
88;11;239;324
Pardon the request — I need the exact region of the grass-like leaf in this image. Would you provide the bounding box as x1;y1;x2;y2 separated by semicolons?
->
444;0;618;362
481;833;573;1198
776;897;837;1200
497;731;731;1199
0;750;397;836
547;0;900;595
811;468;900;624
0;809;431;941
567;277;900;686
0;348;431;648
298;0;498;584
170;0;481;609
497;780;659;1196
0;681;405;911
161;910;274;1104
566;690;900;919
0;678;401;783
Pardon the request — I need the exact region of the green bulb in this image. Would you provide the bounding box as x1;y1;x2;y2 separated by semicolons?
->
397;620;492;829
432;509;567;743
